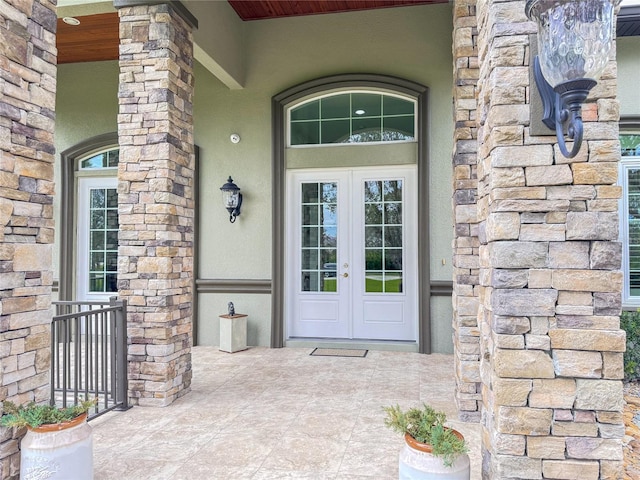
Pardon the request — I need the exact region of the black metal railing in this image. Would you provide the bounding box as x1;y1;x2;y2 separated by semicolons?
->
51;297;129;419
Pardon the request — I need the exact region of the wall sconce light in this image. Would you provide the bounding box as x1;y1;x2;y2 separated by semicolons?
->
220;176;242;223
526;0;619;158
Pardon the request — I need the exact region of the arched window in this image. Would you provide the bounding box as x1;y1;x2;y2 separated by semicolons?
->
288;91;416;146
59;133;119;301
77;147;119;296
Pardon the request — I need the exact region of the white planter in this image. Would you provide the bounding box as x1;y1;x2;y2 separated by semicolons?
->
219;313;248;353
399;432;470;480
20;414;93;480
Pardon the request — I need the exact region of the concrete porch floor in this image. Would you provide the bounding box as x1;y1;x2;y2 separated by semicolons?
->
91;346;482;479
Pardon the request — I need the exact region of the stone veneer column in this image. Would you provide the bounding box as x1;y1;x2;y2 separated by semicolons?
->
452;0;482;423
475;0;625;478
0;0;57;477
117;3;195;407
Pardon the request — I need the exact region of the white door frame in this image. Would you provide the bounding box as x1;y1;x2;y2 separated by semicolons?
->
272;74;431;352
76;176;118;302
285;166;418;342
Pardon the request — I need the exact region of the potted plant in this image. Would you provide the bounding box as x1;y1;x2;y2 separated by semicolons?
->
1;399;96;480
384;403;470;479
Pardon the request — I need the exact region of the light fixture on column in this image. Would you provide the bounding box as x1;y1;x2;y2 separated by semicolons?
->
526;0;619;158
220;176;242;223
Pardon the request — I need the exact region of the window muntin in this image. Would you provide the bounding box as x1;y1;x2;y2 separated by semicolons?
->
300;182;338;292
289;92;416;146
88;187;119;293
620;133;640;305
364;179;404;293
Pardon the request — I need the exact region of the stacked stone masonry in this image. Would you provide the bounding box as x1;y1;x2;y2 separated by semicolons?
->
470;0;625;478
452;0;482;422
117;3;195;407
0;0;57;477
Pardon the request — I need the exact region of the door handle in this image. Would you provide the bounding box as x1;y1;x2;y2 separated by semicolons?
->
341;272;349;278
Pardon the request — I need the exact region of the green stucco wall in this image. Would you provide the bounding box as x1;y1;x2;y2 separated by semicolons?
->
618;36;640;118
194;3;456;352
55;3;457;353
54;60;119;290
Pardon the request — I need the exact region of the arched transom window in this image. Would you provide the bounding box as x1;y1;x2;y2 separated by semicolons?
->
288;91;416;146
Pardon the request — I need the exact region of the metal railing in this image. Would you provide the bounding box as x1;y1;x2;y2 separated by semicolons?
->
51;297;129;419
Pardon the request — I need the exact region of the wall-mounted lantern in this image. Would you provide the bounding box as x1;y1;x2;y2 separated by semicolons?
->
220;176;242;223
526;0;619;158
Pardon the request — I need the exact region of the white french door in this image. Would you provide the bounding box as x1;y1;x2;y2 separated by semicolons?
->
286;166;417;341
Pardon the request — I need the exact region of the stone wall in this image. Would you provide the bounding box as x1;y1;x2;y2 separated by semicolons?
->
452;0;482;423
0;0;57;477
117;3;195;407
474;0;625;477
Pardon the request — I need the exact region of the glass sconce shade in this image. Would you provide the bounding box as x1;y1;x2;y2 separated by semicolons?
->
220;176;242;223
526;0;618;88
526;0;619;158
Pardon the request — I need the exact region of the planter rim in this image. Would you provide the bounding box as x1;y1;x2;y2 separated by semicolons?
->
404;428;465;454
28;413;87;433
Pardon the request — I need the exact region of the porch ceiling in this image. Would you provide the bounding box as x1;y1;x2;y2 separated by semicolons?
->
55;3;640;65
56;1;443;65
226;0;443;21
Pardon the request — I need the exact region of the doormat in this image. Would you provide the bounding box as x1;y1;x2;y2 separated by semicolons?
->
310;348;368;358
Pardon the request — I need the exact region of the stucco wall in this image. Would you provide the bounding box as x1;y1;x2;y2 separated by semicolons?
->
55;3;457;352
54;60;119;286
618;36;640;118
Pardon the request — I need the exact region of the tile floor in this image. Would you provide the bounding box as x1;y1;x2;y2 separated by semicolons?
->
91;346;481;479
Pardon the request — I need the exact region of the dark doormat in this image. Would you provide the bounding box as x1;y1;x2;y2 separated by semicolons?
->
310;348;368;358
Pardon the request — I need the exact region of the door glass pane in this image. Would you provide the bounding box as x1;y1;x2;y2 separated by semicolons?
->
364;179;403;293
88;187;119;293
302;250;319;270
364;181;382;202
301;181;338;293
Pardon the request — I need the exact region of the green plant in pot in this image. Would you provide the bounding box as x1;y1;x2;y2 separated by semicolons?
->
1;398;96;429
384;403;470;479
1;398;96;480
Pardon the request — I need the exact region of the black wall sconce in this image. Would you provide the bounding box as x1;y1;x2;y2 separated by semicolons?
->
526;0;619;158
220;176;242;223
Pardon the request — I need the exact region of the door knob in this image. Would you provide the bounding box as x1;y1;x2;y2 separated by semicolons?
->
341;272;349;278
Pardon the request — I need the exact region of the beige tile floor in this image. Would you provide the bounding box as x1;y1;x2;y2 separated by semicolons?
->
91;346;481;479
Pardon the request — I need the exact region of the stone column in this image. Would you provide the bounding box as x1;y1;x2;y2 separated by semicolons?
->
452;0;482;423
475;0;625;478
117;2;196;407
0;0;57;476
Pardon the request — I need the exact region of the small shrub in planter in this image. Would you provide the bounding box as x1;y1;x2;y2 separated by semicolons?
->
384;403;470;479
1;399;96;429
1;399;96;480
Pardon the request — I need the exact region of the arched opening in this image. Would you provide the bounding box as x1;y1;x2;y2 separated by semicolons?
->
271;74;431;353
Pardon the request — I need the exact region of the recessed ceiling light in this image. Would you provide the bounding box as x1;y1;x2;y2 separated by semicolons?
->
355;109;365;115
62;17;81;26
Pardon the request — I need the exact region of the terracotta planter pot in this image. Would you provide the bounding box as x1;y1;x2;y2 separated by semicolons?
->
399;431;470;479
20;413;93;480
